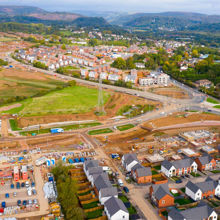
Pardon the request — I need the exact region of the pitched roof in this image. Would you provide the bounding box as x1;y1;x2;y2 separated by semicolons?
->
100;187;118;198
94;173;111;191
161;160;173;170
152;183;173;200
131;163;142;172
186;177;218;194
123;154;139;166
84;160;99;171
197;155;214;165
162;158;194;170
87;167;103;176
104;197;128;217
136;167;152;177
168;203;216;220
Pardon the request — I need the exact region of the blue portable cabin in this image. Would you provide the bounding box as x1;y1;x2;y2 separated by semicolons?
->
1;202;6;208
74;158;79;163
68;158;74;164
80;158;85;162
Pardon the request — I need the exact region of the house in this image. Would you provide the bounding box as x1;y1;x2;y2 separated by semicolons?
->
93;173;112;195
131;164;152;184
185;177;220;201
124;74;137;84
99;186;118;204
135;63;145;69
13;166;19;181
121;154;139;172
83;160;99;176
195;79;213;89
150;183;174;208
168;203;218;220
87;166;103;183
195;154;216;171
100;72;108;80
21;165;28;180
104;196;129;220
108;74;120;82
161;158;197;177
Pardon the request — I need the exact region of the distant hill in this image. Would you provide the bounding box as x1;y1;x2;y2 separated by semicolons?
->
0;5;81;21
111;11;220;31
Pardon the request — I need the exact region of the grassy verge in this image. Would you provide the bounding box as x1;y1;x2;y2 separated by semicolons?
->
190;172;201;177
86;209;103;219
175;198;193;205
20;122;101;136
210;170;220;174
206;97;220;104
153;165;161;170
88;128;113;135
214;105;220;109
117;124;134;131
119;195;129;203
9;119;22;131
82;201;99;209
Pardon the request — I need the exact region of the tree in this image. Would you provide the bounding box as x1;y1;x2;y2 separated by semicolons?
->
111;57;126;69
88;39;98;47
126;57;135;69
192;49;199;58
61;44;66;50
68;80;77;87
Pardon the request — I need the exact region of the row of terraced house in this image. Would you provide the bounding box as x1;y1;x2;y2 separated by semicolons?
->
83;160;129;220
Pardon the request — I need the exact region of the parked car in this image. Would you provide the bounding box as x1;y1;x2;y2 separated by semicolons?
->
5;193;9;198
17;200;21;206
21;182;25;188
32;189;37;195
1;202;6;208
22;200;27;206
176;179;182;184
16;182;20;189
10;184;14;189
25;181;29;188
123;186;129;193
28;200;32;205
118;179;124;186
31;182;35;187
27;190;32;196
13;192;17;197
33;199;38;204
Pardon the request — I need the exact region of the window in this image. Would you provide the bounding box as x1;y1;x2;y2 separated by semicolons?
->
162;200;165;204
123;216;125;219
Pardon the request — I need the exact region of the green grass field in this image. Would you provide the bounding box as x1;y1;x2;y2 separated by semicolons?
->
88;128;113;135
3;86;109;116
19;122;101;135
206;97;220;104
214;105;220;109
117;124;134;131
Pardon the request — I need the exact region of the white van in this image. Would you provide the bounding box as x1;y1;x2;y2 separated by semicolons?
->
118;179;124;186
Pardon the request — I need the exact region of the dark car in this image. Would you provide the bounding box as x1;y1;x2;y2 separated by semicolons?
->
10;184;14;189
123;186;129;193
185;174;189;178
176;179;182;184
16;182;20;189
21;182;25;188
22;200;27;206
31;182;35;187
17;200;21;206
5;193;9;198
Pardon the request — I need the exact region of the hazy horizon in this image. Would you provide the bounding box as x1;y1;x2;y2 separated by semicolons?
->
0;0;220;15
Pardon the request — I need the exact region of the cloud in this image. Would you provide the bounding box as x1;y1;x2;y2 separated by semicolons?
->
1;0;220;14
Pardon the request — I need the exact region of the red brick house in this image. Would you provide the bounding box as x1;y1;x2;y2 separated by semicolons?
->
131;164;152;184
195;154;216;171
150;183;174;208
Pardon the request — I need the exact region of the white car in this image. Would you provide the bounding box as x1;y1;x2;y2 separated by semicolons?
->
27;190;32;196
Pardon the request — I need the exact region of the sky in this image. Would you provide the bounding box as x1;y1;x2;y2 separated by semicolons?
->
1;0;220;15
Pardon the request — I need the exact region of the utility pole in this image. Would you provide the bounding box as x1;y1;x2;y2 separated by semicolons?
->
97;77;105;114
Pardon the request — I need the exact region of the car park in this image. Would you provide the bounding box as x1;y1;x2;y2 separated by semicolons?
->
28;200;32;205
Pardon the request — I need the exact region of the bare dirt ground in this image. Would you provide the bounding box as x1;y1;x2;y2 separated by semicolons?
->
18;92;160;128
143;112;220;128
0;118;8;137
97;112;220;154
0;103;21;112
147;85;189;99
